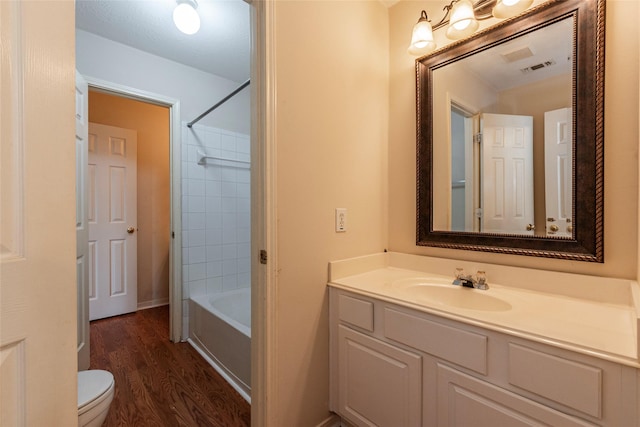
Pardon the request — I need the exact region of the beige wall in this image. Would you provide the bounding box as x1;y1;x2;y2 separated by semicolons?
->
389;0;639;278
273;1;389;424
89;91;171;306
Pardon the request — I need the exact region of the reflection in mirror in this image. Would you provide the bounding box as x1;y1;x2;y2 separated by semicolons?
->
416;0;605;261
433;17;573;237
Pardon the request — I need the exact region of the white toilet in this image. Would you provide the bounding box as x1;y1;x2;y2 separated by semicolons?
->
77;370;115;427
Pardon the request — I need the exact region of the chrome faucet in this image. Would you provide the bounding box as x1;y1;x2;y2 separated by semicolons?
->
453;268;489;290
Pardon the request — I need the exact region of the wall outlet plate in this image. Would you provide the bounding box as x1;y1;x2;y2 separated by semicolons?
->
335;208;347;232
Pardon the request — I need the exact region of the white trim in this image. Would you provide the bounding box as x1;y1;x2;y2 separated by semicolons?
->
315;414;342;427
137;298;169;311
84;76;183;343
187;338;252;403
250;0;278;425
85;77;178;108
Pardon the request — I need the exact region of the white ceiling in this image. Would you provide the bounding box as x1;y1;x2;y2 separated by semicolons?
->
451;16;573;92
75;0;251;83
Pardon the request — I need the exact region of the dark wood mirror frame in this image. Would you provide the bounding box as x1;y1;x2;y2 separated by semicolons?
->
416;0;605;262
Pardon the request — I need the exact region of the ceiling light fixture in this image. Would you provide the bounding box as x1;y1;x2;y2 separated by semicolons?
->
408;0;533;56
173;0;201;35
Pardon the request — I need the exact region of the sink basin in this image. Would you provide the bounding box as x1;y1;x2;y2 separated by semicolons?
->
388;278;512;312
390;277;454;287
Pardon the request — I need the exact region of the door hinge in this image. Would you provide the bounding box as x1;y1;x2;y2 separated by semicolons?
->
474;133;482;144
259;249;268;265
171;231;175;239
475;208;483;219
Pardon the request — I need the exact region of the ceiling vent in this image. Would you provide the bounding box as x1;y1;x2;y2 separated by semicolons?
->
501;46;534;63
520;60;557;73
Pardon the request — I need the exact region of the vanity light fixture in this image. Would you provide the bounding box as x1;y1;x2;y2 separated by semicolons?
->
173;0;201;35
408;0;533;56
408;11;436;56
445;0;479;40
492;0;534;19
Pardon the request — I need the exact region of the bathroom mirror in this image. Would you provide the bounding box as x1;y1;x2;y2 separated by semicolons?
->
416;0;604;261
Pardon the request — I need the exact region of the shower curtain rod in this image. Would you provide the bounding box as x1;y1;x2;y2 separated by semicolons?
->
187;79;250;128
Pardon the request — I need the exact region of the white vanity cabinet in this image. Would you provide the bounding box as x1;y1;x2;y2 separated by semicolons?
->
329;287;639;427
337;325;422;426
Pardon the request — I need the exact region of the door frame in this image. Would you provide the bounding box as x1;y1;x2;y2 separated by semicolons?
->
250;0;278;425
445;93;478;232
84;76;183;342
449;101;476;232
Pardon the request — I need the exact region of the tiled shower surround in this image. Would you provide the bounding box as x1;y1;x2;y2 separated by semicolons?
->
181;122;250;332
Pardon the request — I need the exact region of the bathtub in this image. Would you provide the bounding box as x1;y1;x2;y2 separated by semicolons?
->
188;288;251;402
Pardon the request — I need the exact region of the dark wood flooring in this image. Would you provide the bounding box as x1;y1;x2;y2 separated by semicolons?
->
90;305;251;427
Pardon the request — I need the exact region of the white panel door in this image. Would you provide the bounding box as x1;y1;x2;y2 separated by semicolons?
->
544;108;573;237
481;113;534;235
76;71;90;369
1;1;77;424
88;122;138;320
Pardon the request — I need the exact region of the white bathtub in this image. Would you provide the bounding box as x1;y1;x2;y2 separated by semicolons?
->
189;288;251;401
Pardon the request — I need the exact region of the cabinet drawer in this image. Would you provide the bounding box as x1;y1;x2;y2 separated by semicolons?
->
508;343;602;418
384;308;487;374
338;294;374;331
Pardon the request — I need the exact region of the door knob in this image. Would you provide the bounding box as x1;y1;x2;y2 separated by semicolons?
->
549;224;559;232
127;227;135;234
526;224;535;231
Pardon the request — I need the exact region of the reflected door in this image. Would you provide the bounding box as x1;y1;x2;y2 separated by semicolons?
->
544;108;573;237
88;123;138;320
481;113;534;235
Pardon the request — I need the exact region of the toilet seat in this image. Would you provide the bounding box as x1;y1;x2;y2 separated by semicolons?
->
78;370;114;413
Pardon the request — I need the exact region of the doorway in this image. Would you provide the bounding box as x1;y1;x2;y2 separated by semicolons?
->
83;79;183;342
449;102;478;232
75;0;264;419
87;90;171;320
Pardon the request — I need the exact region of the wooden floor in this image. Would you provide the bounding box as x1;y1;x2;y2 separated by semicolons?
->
90;306;251;427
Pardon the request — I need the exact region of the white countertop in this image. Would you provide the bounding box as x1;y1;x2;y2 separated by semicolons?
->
328;253;640;367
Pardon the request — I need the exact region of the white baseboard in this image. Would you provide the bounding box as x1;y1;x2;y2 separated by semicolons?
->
137;298;169;311
316;413;342;427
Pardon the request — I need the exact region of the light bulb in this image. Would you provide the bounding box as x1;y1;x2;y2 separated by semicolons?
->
492;0;533;19
453;19;471;31
173;1;201;35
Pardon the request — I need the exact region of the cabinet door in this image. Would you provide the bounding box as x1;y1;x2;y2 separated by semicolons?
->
338;325;422;427
437;364;597;427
